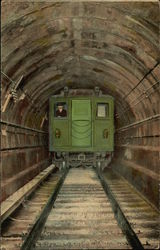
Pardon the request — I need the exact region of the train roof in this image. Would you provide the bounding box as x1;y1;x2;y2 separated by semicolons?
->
50;88;114;99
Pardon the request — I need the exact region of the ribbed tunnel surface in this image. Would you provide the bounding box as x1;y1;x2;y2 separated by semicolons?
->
1;0;159;221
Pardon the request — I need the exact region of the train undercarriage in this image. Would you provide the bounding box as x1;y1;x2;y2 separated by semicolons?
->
52;151;113;170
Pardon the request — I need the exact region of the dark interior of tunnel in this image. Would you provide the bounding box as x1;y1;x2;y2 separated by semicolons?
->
1;1;159;212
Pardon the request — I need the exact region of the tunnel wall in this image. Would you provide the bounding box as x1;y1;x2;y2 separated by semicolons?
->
113;120;159;209
1;121;50;202
112;65;160;209
1;1;159;208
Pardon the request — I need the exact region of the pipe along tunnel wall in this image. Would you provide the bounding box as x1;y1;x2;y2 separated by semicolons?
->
1;1;159;209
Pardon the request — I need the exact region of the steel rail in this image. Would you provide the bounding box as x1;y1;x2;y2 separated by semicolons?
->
95;167;144;250
21;166;145;250
21;168;69;250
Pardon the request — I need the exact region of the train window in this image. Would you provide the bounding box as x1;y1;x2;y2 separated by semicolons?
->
54;102;67;118
97;103;109;118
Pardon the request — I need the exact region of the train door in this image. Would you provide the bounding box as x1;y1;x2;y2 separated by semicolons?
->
72;99;92;147
50;100;69;150
94;99;114;151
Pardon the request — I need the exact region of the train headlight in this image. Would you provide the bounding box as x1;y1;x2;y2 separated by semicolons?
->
103;129;109;139
55;128;61;138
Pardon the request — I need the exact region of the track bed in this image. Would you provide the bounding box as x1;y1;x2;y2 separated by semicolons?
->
34;167;131;249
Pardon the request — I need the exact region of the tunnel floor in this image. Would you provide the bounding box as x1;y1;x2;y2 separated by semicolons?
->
1;166;159;250
103;168;159;249
34;167;130;250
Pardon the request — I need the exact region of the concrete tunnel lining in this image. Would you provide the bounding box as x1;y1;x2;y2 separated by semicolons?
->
1;1;160;208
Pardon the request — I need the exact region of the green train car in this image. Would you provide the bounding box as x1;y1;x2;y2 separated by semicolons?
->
49;87;114;169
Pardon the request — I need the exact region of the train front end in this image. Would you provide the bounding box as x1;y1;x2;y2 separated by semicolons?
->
49;88;114;170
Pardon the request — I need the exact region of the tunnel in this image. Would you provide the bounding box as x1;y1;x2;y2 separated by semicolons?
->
1;1;160;249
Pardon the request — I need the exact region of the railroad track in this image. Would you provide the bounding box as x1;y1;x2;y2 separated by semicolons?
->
22;167;141;250
102;169;160;250
1;167;159;250
1;168;63;250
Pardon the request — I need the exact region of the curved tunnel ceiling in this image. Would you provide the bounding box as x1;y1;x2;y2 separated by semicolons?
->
1;1;160;129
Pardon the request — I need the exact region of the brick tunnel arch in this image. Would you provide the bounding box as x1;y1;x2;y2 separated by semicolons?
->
1;1;159;208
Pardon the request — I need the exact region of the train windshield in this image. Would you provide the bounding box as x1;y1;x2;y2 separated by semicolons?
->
54;102;67;118
97;103;109;118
